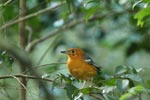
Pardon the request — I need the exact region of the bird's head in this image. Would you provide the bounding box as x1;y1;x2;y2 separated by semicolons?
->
61;48;84;59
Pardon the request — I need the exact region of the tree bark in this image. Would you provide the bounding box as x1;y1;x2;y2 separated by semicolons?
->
19;0;27;48
19;0;27;100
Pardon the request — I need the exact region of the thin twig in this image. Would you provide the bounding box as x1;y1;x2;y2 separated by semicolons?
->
0;74;53;82
0;2;65;30
11;75;36;100
0;74;65;88
34;62;66;69
0;0;12;7
26;25;33;44
11;75;28;93
139;93;142;100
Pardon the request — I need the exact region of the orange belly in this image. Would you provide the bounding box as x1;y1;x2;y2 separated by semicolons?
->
67;60;97;80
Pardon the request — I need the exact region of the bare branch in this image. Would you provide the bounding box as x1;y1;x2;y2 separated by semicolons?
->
0;2;65;30
34;62;66;69
19;0;27;100
0;74;53;82
0;41;54;100
11;75;28;92
0;0;12;7
25;14;107;52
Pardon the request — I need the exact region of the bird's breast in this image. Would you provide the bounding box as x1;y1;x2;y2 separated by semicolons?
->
67;59;97;80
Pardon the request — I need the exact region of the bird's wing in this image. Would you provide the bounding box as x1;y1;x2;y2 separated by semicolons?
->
83;54;101;72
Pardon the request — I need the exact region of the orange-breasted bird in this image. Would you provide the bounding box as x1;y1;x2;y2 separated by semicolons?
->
61;48;101;88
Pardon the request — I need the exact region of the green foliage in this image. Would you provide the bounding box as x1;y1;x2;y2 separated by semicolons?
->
84;1;100;22
120;85;145;100
143;0;150;3
1;51;14;70
65;0;74;13
134;0;150;27
0;0;150;100
65;84;78;100
85;5;99;22
134;8;150;27
146;80;150;89
53;65;148;100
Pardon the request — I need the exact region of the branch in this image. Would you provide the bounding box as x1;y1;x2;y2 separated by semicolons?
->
11;75;28;93
0;0;12;7
0;2;65;30
19;0;27;48
0;74;65;88
0;74;53;82
25;14;106;51
0;41;54;100
19;0;27;99
26;10;129;52
34;62;66;69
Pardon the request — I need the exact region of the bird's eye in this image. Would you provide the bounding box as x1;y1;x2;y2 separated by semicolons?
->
71;50;75;54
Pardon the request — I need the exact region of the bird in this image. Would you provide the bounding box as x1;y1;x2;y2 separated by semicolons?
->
61;48;101;89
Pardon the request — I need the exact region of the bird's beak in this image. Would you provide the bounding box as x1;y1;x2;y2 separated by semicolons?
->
60;50;67;54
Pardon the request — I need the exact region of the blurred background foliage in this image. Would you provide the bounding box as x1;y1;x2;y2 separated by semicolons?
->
0;0;150;100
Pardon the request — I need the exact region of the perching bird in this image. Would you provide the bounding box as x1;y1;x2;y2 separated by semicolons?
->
61;48;101;88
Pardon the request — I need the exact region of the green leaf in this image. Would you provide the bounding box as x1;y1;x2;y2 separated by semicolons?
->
120;85;145;100
115;65;127;75
142;0;150;3
134;8;150;27
117;79;129;92
85;5;99;23
65;83;78;100
127;66;138;74
66;0;74;13
101;72;112;80
93;72;108;86
132;1;142;9
57;73;75;84
1;51;14;70
1;51;7;62
128;85;145;95
128;79;135;88
85;0;100;4
104;78;116;86
125;74;143;82
72;89;84;100
119;93;133;100
81;87;99;94
146;80;150;89
103;94;119;100
81;87;92;94
101;86;116;93
132;85;145;93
